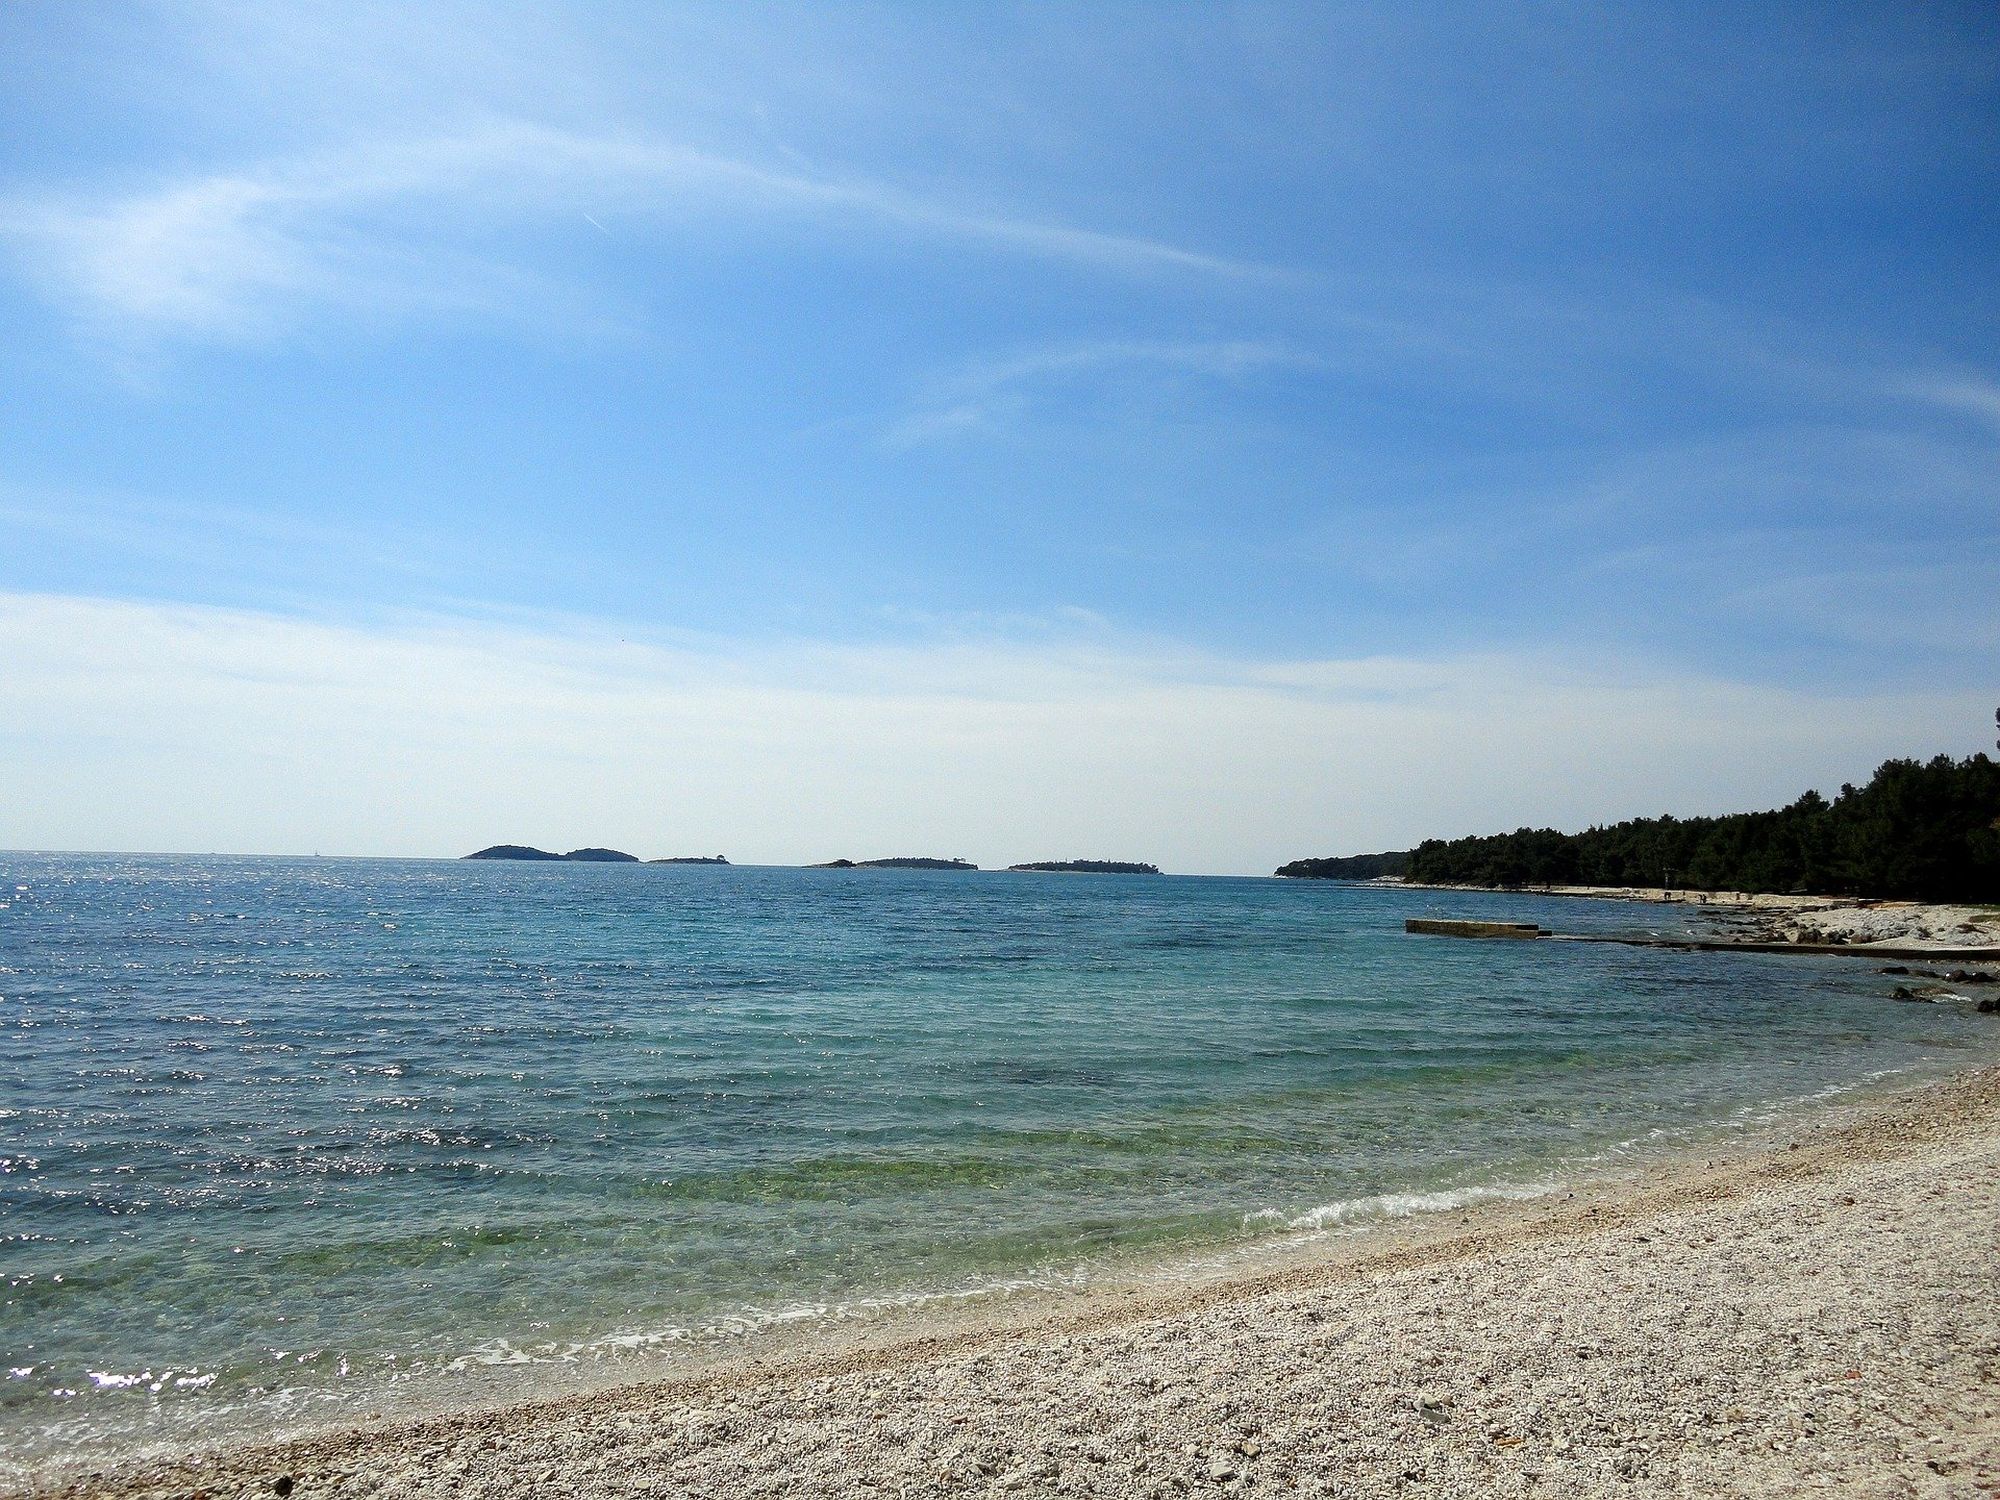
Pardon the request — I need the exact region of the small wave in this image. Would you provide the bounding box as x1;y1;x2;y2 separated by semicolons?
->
1244;1178;1557;1233
1567;1065;1914;1169
155;1014;251;1027
443;1269;1092;1374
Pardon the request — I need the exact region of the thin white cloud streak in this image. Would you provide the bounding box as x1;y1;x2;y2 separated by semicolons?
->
4;122;1280;343
0;593;1984;872
10;115;1967;444
1712;561;2000;654
10;2;1980;440
1902;374;2000;434
883;339;1325;448
956;340;1321;390
0;485;454;586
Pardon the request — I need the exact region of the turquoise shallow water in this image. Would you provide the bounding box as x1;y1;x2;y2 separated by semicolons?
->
2;854;1992;1473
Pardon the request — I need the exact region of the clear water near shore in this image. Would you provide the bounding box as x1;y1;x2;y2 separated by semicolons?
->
2;854;1992;1477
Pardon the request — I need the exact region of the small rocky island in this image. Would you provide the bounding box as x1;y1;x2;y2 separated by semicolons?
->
1007;860;1161;875
463;845;639;863
649;856;730;865
810;857;979;870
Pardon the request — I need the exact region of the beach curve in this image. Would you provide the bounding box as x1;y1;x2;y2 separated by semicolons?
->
29;1065;2000;1499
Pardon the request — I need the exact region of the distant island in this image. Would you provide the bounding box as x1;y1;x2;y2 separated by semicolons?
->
649;856;730;865
463;845;639;863
1275;751;2000;902
1007;860;1161;875
810;857;978;870
1274;851;1410;880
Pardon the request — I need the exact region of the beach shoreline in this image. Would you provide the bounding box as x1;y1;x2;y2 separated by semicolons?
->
29;1061;2000;1499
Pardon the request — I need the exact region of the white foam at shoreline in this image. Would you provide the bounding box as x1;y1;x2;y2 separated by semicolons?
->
443;1268;1098;1372
1244;1178;1560;1233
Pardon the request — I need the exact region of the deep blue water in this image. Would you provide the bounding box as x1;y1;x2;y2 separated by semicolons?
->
1;854;1991;1474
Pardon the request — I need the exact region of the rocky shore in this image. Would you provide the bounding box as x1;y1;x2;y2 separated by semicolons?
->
1395;881;2000;956
1735;899;1999;951
31;1068;2000;1499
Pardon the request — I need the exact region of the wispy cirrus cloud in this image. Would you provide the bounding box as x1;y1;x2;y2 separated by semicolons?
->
3;121;1284;346
1899;373;2000;434
883;339;1327;447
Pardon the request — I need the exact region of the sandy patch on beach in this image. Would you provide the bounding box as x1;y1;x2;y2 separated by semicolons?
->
31;1067;2000;1500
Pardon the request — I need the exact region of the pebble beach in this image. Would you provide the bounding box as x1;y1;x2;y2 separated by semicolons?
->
35;1065;2000;1500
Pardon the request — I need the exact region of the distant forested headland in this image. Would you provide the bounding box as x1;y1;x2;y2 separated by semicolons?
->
1272;851;1409;880
464;845;640;862
1007;860;1161;875
810;857;979;870
1277;754;2000;902
463;846;728;864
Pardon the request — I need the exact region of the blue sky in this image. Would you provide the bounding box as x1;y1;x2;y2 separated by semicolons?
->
2;3;1996;868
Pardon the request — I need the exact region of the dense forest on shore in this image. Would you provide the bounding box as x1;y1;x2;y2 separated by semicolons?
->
1273;851;1410;880
1404;755;2000;901
1279;754;2000;902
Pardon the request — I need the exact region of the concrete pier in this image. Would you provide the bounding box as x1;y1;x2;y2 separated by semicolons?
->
1404;918;1549;939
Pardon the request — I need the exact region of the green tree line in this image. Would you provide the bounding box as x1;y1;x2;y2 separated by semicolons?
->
1397;754;2000;900
1274;851;1410;880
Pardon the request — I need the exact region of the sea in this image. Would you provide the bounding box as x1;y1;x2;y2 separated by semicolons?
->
3;852;1993;1478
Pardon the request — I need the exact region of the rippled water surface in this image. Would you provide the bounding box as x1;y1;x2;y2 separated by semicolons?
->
2;853;1991;1474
